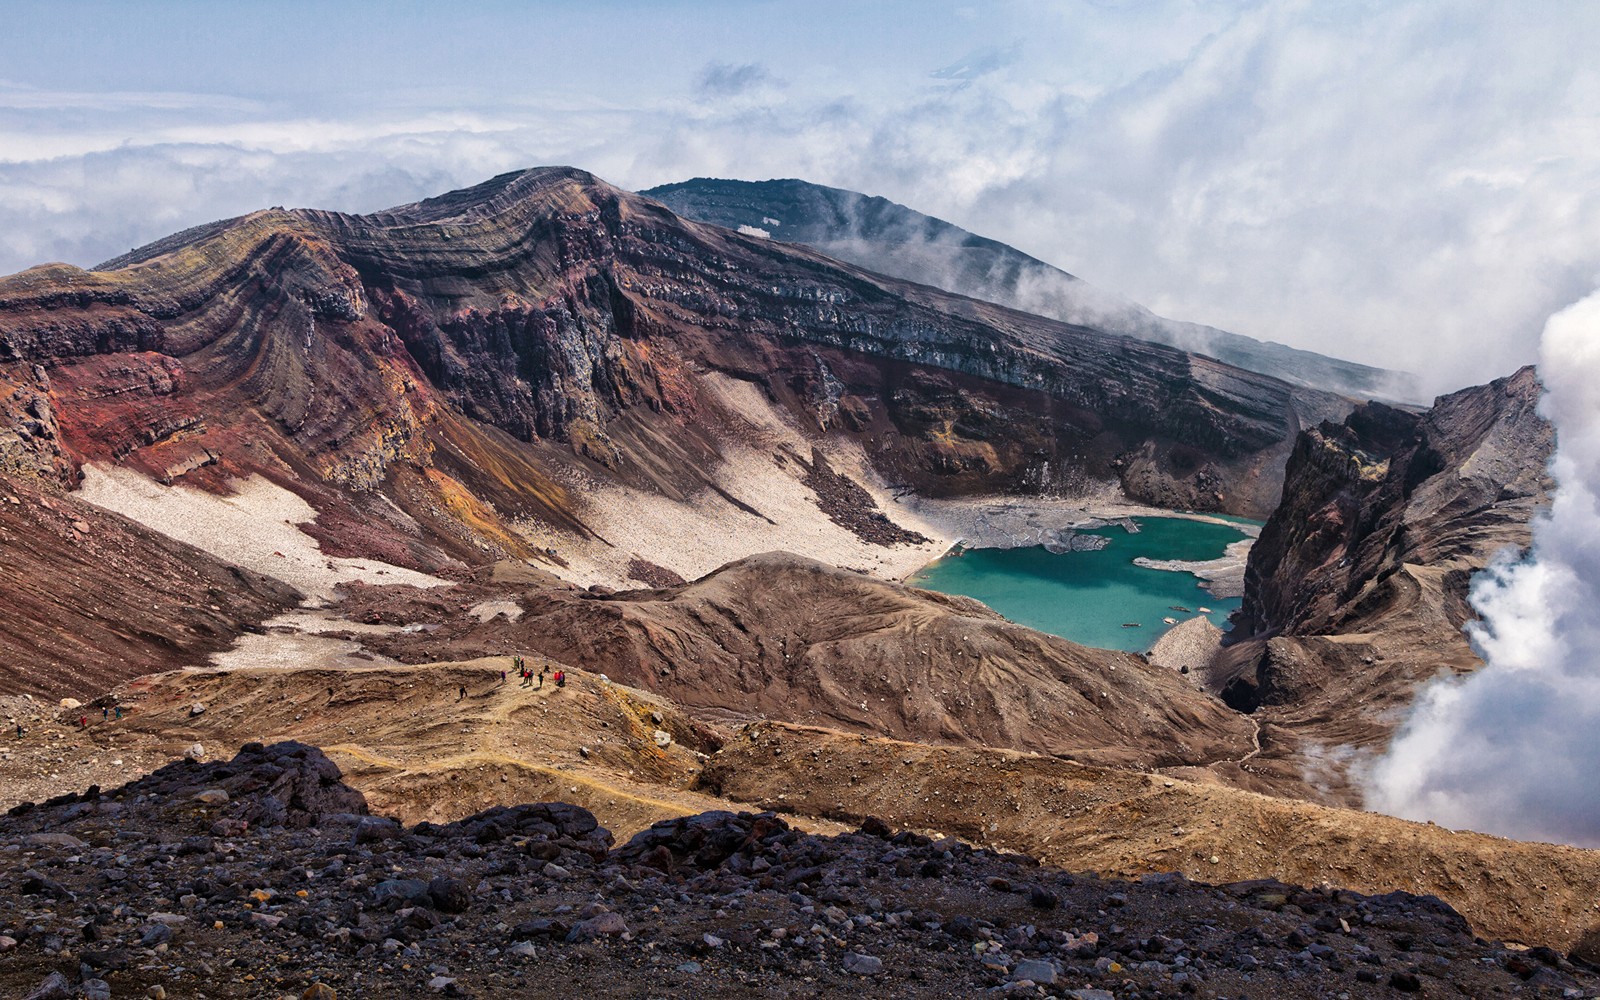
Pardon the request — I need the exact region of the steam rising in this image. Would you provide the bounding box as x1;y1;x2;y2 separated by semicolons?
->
1365;292;1600;847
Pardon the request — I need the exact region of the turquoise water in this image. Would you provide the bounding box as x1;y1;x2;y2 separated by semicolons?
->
907;517;1252;653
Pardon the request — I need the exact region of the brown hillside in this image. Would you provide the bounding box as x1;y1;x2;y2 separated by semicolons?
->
341;552;1257;771
0;471;297;698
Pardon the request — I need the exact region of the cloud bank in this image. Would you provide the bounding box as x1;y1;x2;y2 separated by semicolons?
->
1365;292;1600;848
1;0;1596;392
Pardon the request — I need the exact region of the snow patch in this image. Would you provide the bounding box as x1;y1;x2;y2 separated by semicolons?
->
470;599;524;623
76;465;449;602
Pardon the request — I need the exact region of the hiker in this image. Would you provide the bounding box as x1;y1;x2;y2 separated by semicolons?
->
555;669;566;689
501;669;507;684
79;714;88;729
114;706;122;720
102;706;109;721
537;667;546;689
14;723;21;738
458;685;467;701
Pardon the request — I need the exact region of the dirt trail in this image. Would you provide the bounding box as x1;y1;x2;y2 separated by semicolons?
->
1;659;845;843
1238;716;1264;765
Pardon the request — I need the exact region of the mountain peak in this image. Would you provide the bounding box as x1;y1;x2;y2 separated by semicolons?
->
362;166;610;227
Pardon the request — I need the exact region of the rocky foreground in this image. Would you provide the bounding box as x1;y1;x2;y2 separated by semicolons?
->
2;744;1596;999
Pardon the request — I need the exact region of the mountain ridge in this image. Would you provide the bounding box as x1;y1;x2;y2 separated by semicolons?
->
643;175;1421;403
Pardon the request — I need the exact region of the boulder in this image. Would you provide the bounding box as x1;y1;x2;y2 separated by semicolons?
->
566;912;629;942
428;876;472;914
370;879;431;908
615;810;788;872
842;953;884;975
23;972;72;1000
1010;959;1058;985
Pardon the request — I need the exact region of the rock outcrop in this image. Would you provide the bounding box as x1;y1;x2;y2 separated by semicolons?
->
1235;366;1551;638
1207;367;1553;801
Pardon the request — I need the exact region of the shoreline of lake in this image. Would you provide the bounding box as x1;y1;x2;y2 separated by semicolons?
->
898;492;1262;595
904;515;1257;653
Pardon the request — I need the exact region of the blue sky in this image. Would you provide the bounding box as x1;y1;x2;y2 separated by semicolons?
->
3;0;1598;392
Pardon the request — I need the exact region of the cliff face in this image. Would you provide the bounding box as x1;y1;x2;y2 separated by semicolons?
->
1205;368;1553;803
1237;366;1551;638
0;167;1339;526
306;169;1340;514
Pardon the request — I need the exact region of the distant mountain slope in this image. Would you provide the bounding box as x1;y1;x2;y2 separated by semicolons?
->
643;177;1420;403
0;470;297;697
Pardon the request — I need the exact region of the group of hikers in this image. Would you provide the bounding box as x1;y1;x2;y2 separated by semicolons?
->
457;655;565;701
75;705;124;729
14;703;123;738
510;654;565;690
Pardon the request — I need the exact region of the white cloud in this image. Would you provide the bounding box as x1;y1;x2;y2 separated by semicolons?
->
694;62;781;99
1364;291;1600;848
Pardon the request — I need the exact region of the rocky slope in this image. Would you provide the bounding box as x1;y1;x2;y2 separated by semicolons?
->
707;721;1600;954
1205;366;1553;800
0;470;298;698
644;177;1420;403
4;740;1597;999
10;649;1600;957
331;552;1255;771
